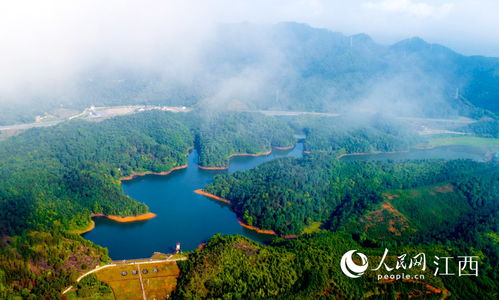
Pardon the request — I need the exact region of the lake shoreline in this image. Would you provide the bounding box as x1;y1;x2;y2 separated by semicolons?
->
91;212;157;223
198;150;272;170
119;164;188;182
194;189;298;238
194;189;231;204
73;220;95;235
78;212;157;235
197;144;295;170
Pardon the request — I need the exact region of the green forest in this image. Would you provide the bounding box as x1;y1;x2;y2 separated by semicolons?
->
287;114;422;154
0;110;299;297
0;111;194;236
0;12;498;300
0;109;497;298
203;155;497;236
458;119;499;138
185;155;497;299
196;112;296;167
174;229;497;299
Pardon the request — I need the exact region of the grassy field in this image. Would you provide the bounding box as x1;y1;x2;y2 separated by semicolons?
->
86;261;180;300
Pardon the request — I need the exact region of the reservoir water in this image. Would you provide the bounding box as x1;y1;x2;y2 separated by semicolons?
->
84;144;303;260
84;143;493;259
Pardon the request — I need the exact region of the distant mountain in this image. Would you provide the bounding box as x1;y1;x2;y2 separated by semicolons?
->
195;22;498;118
1;22;498;125
388;35;499;115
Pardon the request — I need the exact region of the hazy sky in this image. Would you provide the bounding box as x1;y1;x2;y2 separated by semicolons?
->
1;0;498;98
244;0;499;56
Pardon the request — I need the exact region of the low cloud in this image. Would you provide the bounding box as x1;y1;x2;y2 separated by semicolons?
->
0;0;497;113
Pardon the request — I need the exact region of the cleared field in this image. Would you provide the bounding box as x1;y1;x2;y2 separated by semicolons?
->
94;261;180;300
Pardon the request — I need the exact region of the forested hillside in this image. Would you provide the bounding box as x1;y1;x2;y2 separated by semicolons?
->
0;109;497;298
0;110;298;297
287;114;421;153
0;231;111;298
204;155;497;236
174;231;497;299
188;155;497;299
196;112;296;167
0;111;194;235
458;119;499;138
0;111;297;236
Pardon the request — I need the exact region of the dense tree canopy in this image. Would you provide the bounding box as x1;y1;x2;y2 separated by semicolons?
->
0;109;496;298
0;110;299;297
0;111;194;235
287;114;421;154
205;154;495;236
196;112;296;167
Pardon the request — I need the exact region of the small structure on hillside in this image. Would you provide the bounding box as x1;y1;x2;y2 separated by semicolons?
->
175;243;181;253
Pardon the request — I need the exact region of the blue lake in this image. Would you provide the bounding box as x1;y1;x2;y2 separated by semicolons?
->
84;143;493;259
84;144;303;260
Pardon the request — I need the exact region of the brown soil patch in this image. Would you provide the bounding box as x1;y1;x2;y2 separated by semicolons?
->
362;201;414;237
194;189;231;204
237;219;277;235
383;193;400;200
433;184;454;193
273;145;294;150
91;212;156;223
